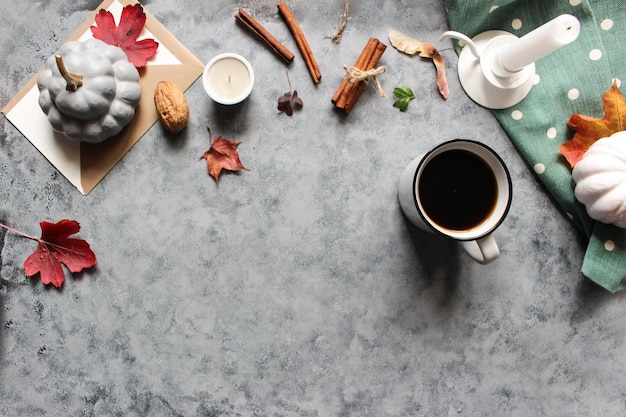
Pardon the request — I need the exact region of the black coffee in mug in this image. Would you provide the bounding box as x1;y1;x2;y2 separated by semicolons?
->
418;149;497;231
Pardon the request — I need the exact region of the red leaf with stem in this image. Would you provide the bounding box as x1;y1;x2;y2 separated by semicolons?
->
1;220;97;288
90;4;159;68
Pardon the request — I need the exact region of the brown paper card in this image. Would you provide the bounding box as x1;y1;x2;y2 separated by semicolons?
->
2;0;205;194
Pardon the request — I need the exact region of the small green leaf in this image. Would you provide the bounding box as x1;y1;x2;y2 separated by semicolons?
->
393;87;407;99
392;86;415;112
393;97;409;112
393;86;415;99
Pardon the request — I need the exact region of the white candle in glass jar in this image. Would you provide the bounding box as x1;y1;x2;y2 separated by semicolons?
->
203;53;254;105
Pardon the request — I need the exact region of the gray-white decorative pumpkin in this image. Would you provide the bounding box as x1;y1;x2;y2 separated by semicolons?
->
572;131;626;228
37;38;141;143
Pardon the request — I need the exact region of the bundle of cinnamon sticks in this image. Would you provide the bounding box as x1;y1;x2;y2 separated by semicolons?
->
332;38;387;114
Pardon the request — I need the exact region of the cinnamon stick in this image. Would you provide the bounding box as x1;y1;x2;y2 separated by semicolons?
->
236;8;295;64
277;2;322;83
332;38;386;114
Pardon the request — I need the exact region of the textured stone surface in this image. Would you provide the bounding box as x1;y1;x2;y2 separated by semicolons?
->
1;0;625;416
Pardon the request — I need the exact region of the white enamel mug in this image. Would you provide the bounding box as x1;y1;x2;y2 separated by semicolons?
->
398;139;512;264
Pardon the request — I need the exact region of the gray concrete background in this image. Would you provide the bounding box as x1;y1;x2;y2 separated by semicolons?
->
1;0;624;416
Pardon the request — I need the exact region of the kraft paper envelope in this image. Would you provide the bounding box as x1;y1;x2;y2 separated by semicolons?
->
2;0;204;195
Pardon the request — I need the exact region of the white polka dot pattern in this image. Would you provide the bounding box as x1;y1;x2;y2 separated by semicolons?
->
601;19;613;30
589;49;602;60
534;163;546;174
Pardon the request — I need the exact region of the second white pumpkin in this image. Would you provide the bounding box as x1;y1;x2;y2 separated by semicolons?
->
572;131;626;228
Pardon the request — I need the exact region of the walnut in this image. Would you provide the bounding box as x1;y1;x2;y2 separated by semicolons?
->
154;81;189;133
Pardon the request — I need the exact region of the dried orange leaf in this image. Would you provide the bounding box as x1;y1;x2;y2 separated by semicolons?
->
388;28;449;99
559;81;626;167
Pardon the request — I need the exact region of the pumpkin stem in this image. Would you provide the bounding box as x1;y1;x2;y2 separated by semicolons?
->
55;54;83;92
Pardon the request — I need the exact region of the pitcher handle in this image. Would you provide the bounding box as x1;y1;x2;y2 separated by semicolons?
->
440;31;481;59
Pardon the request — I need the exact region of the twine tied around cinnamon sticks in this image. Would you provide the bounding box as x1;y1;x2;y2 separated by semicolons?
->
342;65;387;97
332;38;387;114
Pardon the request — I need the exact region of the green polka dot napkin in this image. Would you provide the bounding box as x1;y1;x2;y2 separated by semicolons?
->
444;0;626;291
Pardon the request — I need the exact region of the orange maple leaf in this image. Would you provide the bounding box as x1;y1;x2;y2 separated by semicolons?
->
559;81;626;167
200;136;247;183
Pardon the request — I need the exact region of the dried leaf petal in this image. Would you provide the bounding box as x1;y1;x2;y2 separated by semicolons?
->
291;90;303;107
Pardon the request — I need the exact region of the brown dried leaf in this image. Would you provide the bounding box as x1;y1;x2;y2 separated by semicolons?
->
200;136;247;183
388;28;428;55
432;53;449;99
388;28;449;99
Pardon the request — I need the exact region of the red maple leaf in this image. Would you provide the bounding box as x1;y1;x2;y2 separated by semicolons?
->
90;3;159;68
200;135;248;183
0;219;98;288
559;81;626;167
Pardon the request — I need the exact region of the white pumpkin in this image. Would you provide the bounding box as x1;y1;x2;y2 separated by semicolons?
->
572;131;626;228
37;39;141;143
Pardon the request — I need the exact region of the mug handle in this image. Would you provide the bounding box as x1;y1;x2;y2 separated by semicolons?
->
459;234;499;264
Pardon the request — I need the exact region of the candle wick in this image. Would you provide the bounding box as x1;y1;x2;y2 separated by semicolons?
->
228;75;231;83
